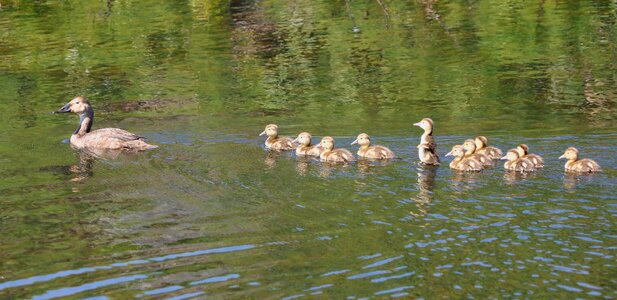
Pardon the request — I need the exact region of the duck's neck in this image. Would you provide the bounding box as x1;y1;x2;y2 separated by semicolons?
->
420;129;432;143
464;148;474;156
75;107;94;135
266;135;278;142
360;144;370;150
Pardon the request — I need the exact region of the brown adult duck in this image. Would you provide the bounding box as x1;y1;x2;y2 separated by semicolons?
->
292;132;322;156
463;139;494;167
316;136;355;163
259;124;295;150
515;144;544;168
445;145;483;171
501;149;536;172
351;133;395;159
413;118;440;165
55;96;158;151
559;147;601;173
474;136;502;159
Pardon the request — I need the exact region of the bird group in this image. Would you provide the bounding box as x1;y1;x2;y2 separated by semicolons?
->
259;118;602;173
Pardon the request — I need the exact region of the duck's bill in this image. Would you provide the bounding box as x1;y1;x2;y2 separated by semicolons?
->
259;131;266;136
350;139;358;145
558;154;566;159
413;122;421;127
54;103;71;113
292;137;299;144
314;143;323;148
445;151;453;157
500;155;508;160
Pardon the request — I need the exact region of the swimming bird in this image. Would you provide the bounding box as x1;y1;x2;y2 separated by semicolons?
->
316;136;355;163
292;132;322;156
500;149;536;172
351;133;395;159
515;144;544;168
259;124;295;150
445;145;483;171
463;139;494;167
55;96;157;151
413;118;440;165
474;136;502;159
559;147;601;173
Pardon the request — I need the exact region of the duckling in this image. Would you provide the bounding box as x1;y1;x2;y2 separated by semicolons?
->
463;139;494;167
54;96;158;151
445;145;483;171
351;133;395;159
413;118;440;165
500;149;536;172
515;144;544;168
292;132;322;156
316;136;356;163
559;147;601;173
474;136;502;159
259;124;295;150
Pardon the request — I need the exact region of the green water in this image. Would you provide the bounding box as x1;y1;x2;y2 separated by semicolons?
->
1;0;616;298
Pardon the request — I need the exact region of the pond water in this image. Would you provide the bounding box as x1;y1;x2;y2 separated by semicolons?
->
1;0;616;298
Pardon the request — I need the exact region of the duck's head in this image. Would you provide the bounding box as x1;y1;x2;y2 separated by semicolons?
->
413;118;434;132
351;133;371;146
55;96;90;114
474;136;487;149
516;144;529;156
501;149;520;161
293;132;312;146
559;147;579;160
463;139;477;153
445;145;464;158
259;124;279;137
316;136;335;151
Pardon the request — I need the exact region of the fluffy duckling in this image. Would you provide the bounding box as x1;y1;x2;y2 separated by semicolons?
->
55;96;158;151
351;133;395;159
515;144;544;168
292;132;322;156
474;136;502;159
445;145;483;171
501;149;536;172
317;136;356;163
559;147;601;173
463;139;494;167
413;118;440;165
259;124;295;150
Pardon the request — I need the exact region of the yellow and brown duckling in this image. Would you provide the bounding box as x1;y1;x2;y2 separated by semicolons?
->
474;136;502;159
515;144;544;168
463;139;494;167
316;136;356;163
351;133;395;159
55;96;158;151
445;145;483;171
292;132;322;156
559;147;601;173
501;149;536;172
259;124;295;150
413;118;440;165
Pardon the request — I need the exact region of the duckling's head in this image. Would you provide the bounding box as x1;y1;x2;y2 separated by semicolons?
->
293;132;312;146
474;136;487;149
316;136;335;151
413;118;434;132
445;145;464;158
259;124;279;137
559;147;579;160
463;139;477;153
351;133;371;146
55;96;90;114
501;149;520;161
516;144;529;156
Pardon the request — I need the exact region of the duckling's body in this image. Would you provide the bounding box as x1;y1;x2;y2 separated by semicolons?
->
351;133;395;159
260;124;295;150
559;147;601;173
413;118;440;165
463;139;494;167
293;132;322;156
55;96;157;151
318;136;355;163
474;136;502;159
515;144;544;168
501;149;536;172
446;145;483;171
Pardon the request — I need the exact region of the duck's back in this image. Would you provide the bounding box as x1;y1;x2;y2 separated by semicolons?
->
72;128;157;150
458;157;483;171
362;145;395;159
568;159;601;173
296;145;321;156
267;136;295;150
524;154;544;167
511;158;536;172
324;148;355;162
477;146;502;159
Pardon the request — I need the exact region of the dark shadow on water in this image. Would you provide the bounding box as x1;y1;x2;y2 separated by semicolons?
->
410;164;437;217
